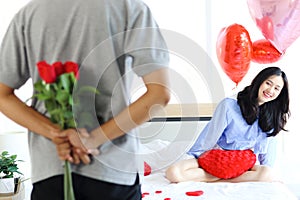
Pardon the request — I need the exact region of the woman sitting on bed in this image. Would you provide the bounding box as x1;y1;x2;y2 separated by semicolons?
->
166;66;290;183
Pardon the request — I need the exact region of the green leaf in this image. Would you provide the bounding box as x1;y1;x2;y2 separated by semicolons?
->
45;100;57;112
48;108;63;116
58;74;72;93
33;93;52;101
66;119;76;129
7;165;18;172
77;86;100;95
9;155;17;161
34;83;56;101
33;81;45;92
0;151;23;178
56;91;70;104
1;151;9;157
68;72;76;86
68;95;74;106
64;111;74;121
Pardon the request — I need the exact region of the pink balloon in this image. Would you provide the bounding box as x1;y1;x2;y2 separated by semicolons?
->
247;0;300;53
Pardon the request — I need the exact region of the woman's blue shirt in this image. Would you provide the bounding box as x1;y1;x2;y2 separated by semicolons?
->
187;97;277;167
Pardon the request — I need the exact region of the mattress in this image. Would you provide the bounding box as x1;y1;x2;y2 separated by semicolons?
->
140;139;297;200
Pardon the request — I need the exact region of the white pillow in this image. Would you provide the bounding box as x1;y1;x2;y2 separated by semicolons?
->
140;139;194;173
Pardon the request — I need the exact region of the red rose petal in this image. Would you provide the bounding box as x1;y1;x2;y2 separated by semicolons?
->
185;190;204;196
142;192;150;198
155;190;162;194
164;198;171;200
37;61;56;83
53;61;64;76
64;61;79;77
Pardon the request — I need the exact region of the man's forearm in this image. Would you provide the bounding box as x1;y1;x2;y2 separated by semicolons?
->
0;83;60;140
90;69;171;147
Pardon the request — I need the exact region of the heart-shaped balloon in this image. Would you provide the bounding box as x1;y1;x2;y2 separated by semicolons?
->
252;39;282;63
216;24;252;86
247;0;300;53
198;149;256;179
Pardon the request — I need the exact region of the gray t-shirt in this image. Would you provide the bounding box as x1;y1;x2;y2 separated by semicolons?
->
0;0;169;185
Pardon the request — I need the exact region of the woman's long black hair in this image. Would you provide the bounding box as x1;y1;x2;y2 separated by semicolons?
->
237;67;290;137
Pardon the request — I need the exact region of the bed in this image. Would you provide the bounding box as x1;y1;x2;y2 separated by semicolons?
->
138;104;297;200
139;139;298;200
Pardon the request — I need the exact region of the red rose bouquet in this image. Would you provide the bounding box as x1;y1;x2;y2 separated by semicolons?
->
35;61;79;128
33;60;98;200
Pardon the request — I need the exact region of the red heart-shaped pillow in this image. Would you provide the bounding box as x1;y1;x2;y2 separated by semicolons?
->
198;149;256;179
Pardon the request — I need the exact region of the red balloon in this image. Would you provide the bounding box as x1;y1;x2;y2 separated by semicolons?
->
252;39;282;64
216;24;252;85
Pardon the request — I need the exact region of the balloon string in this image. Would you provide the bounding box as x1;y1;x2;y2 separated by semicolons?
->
232;83;238;90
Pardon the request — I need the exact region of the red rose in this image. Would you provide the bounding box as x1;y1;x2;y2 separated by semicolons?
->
37;61;56;83
53;61;64;77
64;61;79;78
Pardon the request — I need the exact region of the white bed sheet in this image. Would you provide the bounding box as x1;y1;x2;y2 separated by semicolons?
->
142;172;297;200
140;140;298;200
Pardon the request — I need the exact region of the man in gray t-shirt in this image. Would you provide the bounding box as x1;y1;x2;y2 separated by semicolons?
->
0;0;170;199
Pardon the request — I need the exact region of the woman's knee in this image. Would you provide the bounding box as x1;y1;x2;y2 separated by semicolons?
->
165;165;183;183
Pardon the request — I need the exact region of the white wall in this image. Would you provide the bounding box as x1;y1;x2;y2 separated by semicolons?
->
0;1;32;133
